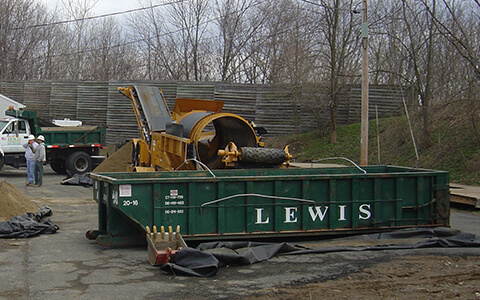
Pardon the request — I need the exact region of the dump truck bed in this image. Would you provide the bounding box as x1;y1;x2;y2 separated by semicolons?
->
38;126;105;147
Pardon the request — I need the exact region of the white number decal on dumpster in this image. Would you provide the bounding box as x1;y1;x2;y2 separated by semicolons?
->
164;209;184;214
122;200;139;206
165;189;184;200
164;200;185;206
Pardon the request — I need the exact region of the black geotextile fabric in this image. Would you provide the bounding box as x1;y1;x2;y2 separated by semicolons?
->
60;173;93;187
0;206;59;238
283;227;480;255
161;241;301;277
160;227;480;277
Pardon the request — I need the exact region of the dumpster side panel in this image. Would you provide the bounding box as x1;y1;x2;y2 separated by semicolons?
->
221;181;246;234
376;177;400;227
335;179;353;229
222;181;249;233
89;166;450;244
246;181;276;233
301;179;330;229
154;182;189;234
109;183;153;228
276;180;303;232
434;173;450;225
191;182;218;234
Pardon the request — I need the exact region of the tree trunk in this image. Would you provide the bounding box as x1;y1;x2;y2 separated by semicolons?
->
330;104;338;144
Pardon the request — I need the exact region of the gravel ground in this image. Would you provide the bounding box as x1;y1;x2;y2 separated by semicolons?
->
0;165;479;299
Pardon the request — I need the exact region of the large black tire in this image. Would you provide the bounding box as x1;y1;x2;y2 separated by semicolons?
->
0;155;4;171
50;160;67;175
66;151;91;175
240;147;287;165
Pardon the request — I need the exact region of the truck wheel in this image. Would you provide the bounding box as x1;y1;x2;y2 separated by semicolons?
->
0;155;4;171
66;152;91;175
50;160;67;175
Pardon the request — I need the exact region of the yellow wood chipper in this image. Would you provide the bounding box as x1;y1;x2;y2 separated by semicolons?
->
118;85;291;172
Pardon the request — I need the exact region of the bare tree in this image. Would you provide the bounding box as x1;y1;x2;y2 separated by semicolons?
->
395;0;439;147
129;0;178;80
369;0;440;147
427;0;480;80
0;0;50;79
168;0;211;81
368;0;401;85
81;17;133;80
425;0;480;139
214;0;266;82
129;0;212;81
312;0;360;143
60;0;98;80
243;0;304;84
39;18;70;80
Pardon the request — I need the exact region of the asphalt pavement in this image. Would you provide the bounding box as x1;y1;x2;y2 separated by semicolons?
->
0;165;479;299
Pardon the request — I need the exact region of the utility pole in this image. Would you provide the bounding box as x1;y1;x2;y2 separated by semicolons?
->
360;0;369;166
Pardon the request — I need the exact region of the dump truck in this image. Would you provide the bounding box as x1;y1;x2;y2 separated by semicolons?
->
0;108;106;175
118;85;291;172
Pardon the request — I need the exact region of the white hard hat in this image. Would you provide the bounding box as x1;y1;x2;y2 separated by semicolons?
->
28;134;35;140
37;135;45;141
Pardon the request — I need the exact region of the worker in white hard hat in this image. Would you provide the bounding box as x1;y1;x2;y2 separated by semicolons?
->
22;134;38;186
33;135;46;187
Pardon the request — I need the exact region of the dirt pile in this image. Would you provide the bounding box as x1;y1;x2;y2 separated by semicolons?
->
253;255;480;299
93;141;132;173
0;181;39;221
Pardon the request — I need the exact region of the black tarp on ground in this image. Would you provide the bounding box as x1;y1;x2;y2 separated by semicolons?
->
0;206;59;238
284;227;480;255
60;173;93;187
161;241;302;277
160;227;480;277
160;248;221;277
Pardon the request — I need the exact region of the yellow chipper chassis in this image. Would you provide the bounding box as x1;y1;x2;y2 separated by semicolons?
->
118;85;291;172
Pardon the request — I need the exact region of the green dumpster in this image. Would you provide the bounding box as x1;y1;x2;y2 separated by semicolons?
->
87;165;449;246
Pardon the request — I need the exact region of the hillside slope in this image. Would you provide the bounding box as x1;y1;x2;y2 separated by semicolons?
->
264;102;480;185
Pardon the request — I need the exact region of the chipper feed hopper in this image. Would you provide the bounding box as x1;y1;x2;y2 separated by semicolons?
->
118;86;291;172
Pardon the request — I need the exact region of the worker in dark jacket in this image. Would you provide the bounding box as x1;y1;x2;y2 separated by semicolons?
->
33;135;46;187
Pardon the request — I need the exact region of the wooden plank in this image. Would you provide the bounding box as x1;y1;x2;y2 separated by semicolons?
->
450;183;480;209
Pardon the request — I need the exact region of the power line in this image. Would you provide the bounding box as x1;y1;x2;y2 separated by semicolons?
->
38;0;316;62
27;0;271;59
10;0;186;31
23;3;325;75
6;0;326;80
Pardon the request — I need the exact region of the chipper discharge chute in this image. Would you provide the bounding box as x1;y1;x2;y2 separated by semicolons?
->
118;85;291;172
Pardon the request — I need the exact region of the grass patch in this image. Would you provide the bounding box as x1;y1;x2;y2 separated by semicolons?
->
264;103;480;185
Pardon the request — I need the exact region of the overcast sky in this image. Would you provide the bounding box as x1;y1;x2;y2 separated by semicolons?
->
88;0;144;14
39;0;144;15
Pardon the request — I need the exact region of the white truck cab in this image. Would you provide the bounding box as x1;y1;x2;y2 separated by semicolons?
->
0;117;31;153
